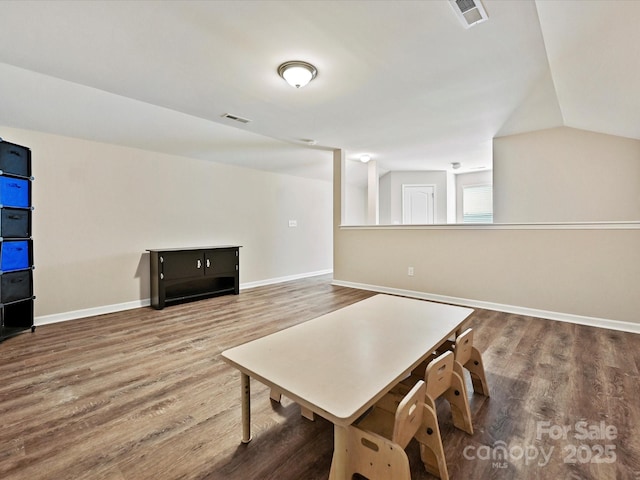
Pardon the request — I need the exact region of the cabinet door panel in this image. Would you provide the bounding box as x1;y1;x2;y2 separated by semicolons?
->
204;249;237;276
161;251;204;280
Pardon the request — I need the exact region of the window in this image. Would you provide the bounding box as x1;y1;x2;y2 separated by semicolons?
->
463;184;493;223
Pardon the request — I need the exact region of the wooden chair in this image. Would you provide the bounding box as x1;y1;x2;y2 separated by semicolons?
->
423;350;474;435
435;328;490;398
452;328;490;397
414;403;449;480
329;380;448;480
411;350;479;479
400;350;474;435
356;380;426;451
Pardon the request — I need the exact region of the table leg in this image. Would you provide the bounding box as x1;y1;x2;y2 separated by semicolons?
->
328;424;348;480
270;387;282;402
300;406;316;421
241;372;252;443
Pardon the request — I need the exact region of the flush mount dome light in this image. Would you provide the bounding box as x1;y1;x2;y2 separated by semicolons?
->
278;61;317;88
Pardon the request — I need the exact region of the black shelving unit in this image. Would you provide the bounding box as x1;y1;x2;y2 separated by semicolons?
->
0;138;35;342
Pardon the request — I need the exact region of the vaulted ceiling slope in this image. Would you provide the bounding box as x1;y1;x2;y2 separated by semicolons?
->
0;1;638;182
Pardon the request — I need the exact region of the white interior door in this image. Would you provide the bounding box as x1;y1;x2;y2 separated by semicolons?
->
402;184;435;224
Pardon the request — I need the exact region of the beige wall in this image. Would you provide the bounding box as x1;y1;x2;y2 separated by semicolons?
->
2;127;332;320
494;127;640;223
9;123;638;326
333;152;640;326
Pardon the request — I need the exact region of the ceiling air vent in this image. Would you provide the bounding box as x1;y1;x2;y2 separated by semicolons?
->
220;113;251;124
449;0;488;29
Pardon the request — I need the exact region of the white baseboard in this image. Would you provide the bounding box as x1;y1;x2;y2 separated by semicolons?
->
38;272;636;334
36;299;151;326
331;279;640;335
239;269;333;290
34;269;333;326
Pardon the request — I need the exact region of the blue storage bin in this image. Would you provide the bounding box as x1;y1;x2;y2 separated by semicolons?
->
0;176;30;208
1;240;32;272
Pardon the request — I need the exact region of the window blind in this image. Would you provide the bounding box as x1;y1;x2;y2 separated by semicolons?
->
463;184;493;223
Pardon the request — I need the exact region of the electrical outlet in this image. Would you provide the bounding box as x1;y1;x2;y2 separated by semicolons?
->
408;267;414;276
288;220;297;227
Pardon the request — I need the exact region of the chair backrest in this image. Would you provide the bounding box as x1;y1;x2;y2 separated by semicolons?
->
454;328;474;366
425;350;455;400
392;380;426;448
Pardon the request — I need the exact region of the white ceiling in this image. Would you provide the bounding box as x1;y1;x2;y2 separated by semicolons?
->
0;0;638;184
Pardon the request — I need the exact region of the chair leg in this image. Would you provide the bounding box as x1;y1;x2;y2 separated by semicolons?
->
444;371;474;435
414;404;449;480
453;359;470;401
465;346;490;396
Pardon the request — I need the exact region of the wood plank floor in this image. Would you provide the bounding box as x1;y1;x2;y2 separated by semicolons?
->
1;275;639;480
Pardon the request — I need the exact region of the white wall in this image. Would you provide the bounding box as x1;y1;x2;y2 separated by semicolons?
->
344;183;366;225
1;126;333;320
493;127;640;223
379;173;391;224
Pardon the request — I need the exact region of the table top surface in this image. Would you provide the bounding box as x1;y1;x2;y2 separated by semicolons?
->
221;294;474;425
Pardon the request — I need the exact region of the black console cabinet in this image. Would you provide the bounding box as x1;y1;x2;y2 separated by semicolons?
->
147;246;240;310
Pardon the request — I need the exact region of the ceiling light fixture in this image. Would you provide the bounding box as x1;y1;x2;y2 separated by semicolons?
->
360;154;371;163
277;61;317;88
